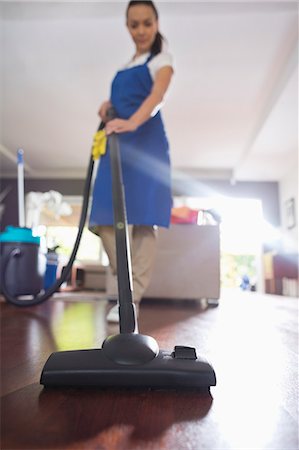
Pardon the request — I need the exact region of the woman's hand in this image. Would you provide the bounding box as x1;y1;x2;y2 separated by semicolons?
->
98;100;112;122
105;118;137;135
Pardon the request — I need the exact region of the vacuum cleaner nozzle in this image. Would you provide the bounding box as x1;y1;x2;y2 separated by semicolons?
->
40;341;216;389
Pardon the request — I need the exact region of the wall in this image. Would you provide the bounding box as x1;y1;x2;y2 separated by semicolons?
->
279;164;298;253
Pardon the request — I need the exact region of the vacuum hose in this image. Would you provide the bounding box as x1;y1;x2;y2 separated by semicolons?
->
2;141;96;307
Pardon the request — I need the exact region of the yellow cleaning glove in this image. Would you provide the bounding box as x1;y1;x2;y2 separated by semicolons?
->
92;129;107;160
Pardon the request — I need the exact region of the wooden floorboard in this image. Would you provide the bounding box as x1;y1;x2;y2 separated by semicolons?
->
1;289;298;450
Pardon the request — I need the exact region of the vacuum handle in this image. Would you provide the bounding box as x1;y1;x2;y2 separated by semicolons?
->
106;107;117;121
97;106;116;130
106;108;137;334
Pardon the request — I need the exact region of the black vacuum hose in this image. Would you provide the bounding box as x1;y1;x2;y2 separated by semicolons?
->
2;154;95;307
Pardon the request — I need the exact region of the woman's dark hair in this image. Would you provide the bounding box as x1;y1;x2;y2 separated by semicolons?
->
126;1;164;55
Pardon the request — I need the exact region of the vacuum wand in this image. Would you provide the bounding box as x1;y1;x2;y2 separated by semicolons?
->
106;109;137;334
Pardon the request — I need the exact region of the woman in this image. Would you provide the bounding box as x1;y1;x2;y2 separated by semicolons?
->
89;0;174;322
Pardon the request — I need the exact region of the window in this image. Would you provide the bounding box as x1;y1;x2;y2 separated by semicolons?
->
37;196;108;265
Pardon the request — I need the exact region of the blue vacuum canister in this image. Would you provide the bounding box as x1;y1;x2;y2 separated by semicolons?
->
0;226;46;297
1;147;95;306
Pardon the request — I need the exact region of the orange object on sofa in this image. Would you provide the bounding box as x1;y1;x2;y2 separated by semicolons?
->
171;206;198;224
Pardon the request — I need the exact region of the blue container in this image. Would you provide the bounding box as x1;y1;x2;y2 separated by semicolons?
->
44;253;59;290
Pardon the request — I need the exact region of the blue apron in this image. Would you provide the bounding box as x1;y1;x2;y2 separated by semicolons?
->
89;55;172;229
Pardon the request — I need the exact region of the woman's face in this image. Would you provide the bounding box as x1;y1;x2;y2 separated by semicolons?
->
127;4;159;55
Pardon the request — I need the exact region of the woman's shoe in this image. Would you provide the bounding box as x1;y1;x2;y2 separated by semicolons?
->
106;303;139;323
106;304;119;323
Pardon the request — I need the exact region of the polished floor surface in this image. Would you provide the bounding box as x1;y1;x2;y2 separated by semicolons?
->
1;289;298;450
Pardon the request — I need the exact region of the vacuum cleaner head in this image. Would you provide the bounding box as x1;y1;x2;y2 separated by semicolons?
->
40;342;216;389
41;311;216;389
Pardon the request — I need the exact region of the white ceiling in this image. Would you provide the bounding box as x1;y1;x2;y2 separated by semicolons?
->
0;1;298;182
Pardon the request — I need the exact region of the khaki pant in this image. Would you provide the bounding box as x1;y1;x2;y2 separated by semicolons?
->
93;225;157;304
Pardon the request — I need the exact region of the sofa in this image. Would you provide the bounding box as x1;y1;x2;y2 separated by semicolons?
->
106;224;221;301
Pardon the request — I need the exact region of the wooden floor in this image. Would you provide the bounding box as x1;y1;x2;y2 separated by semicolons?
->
1;289;298;450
